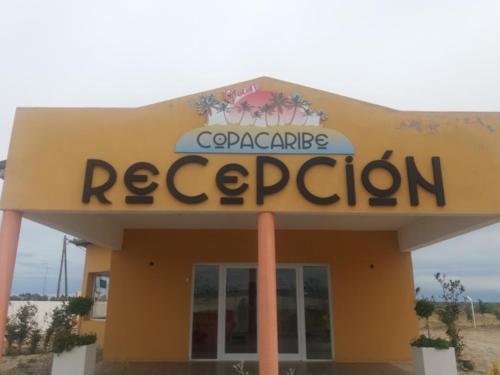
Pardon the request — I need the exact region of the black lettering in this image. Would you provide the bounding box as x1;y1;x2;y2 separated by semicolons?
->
361;151;400;206
124;162;159;204
240;132;254;149
196;131;211;148
255;132;269;149
345;156;356;206
406;156;445;206
82;159;117;204
270;133;284;149
256;156;289;205
227;131;240;149
301;132;314;149
297;157;339;205
216;163;249;205
166;155;208;204
284;132;297;150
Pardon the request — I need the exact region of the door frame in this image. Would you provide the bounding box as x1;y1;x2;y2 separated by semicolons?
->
188;263;334;361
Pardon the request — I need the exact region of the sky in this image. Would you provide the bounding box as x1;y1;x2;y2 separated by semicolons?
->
0;0;499;300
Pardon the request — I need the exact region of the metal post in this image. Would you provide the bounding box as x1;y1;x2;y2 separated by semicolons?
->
466;296;477;328
63;237;68;298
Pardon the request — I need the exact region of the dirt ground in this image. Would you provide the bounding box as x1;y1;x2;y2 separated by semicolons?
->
0;353;52;375
424;312;500;374
1;312;499;374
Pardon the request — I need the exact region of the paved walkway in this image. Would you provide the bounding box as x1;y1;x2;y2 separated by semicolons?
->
96;361;413;375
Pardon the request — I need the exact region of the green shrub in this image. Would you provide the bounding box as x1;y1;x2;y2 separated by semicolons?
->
478;299;494;315
67;297;93;317
495;309;500;321
52;333;97;354
415;298;435;337
5;303;39;354
464;303;472;321
434;273;465;357
411;335;451;350
5;317;18;354
29;329;42;354
44;304;72;350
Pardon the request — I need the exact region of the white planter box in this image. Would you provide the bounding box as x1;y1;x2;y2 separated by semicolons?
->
411;346;457;375
51;343;96;375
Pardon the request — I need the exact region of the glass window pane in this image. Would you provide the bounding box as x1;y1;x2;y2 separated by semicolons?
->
225;268;257;354
277;268;298;354
303;266;332;359
191;265;219;359
92;274;110;319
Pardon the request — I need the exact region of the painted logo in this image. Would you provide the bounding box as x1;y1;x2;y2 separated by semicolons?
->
175;84;355;155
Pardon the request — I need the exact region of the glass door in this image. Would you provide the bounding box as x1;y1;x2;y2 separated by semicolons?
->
190;264;333;361
277;267;301;360
222;266;258;360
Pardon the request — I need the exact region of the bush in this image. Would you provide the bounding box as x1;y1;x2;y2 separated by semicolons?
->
495;309;500;321
4;302;39;354
52;333;97;354
5;317;18;354
29;329;42;354
411;334;451;350
415;298;435;337
67;297;93;317
464;303;473;321
44;304;72;350
434;273;465;357
478;299;488;315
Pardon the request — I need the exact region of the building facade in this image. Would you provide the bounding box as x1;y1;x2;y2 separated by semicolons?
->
0;78;498;370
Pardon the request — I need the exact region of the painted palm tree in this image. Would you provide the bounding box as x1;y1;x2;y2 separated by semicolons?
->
193;94;219;117
316;111;328;124
217;100;232;125
269;92;291;125
237;100;253;125
288;93;311;125
251;110;262;125
260;103;275;127
301;108;314;125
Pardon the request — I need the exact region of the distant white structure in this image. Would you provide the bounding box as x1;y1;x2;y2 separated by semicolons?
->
8;301;63;330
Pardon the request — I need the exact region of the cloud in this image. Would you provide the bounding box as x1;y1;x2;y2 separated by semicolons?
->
413;223;500;301
1;1;499;300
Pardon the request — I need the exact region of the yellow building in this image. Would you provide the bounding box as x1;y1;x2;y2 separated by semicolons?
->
0;77;498;370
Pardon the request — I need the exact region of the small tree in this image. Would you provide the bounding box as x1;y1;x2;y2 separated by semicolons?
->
495;309;500;321
15;303;39;352
434;273;465;357
29;329;42;354
67;297;93;317
44;304;72;350
50;298;97;354
464;303;473;321
5;316;18;354
478;299;487;315
415;298;435;338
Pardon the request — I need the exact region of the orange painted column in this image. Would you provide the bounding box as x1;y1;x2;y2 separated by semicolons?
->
257;212;278;375
0;210;22;358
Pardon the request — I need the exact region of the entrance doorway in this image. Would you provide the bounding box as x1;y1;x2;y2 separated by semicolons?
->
190;264;333;361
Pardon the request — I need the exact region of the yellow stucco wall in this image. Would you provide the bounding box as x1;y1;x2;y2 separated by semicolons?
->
1;77;499;214
79;245;112;347
101;229;417;363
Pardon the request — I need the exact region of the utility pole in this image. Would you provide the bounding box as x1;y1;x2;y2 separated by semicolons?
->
56;236;68;299
42;263;49;296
